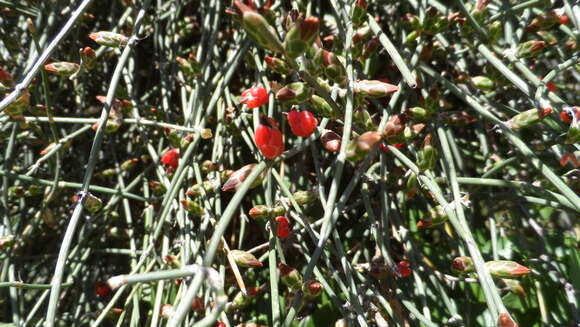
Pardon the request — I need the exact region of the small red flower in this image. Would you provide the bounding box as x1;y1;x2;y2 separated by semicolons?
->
95;280;111;297
240;86;268;108
287;109;318;137
161;148;180;169
275;216;291;238
255;116;284;159
379;142;405;153
397;260;412;278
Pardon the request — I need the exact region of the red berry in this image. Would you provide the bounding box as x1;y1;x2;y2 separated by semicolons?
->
275;216;291;238
240;86;268;108
287;109;318;137
546;82;557;93
559;15;569;25
161;148;180;169
255;117;284;159
213;322;226;327
397;260;412;278
560;107;580;124
95;280;111;297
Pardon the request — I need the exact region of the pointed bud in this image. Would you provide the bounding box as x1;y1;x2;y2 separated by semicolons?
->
80;47;96;69
249;205;272;220
350;0;367;26
149;181;166;196
318;50;346;83
383;114;406;141
293;190;318;206
44;62;80;76
506;107;553;129
278;263;303;290
417;133;438;171
309;94;335;119
176;54;202;77
354;80;399;98
233;1;284;53
230;249;263;268
320;129;341;152
83;193;103;213
302;280;323;298
486;260;530;278
89;31;128;48
121;158;139;171
471;75;494;91
517;40;547;58
222;163;265;192
451;256;475;274
180;199;203;216
276;82;312;104
526;11;560;32
357;131;382;151
265;56;290;75
283;16;320;58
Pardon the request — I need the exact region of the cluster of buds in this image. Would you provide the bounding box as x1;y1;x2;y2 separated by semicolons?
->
221;163;266;192
186;179;221;198
452;257;531;278
283;15;320;58
228;1;283;53
248;204;285;220
383;114;425;145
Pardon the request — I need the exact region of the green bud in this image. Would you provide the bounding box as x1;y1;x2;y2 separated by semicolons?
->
350;0;367;26
417;134;437;171
89;31;128;48
234;1;284;53
517;40;547;58
44;62;80;76
8;186;25;198
24;184;43;197
276;82;313;104
181;199;203;216
471;75;495;91
293;190;318;206
149;181;166;196
309;94;335;119
121;158;139;171
230;249;263;268
84;193;103;213
283;16;320;58
265;56;290;75
506;107;553;129
486;260;530;278
278;263;303;291
176;54;202;78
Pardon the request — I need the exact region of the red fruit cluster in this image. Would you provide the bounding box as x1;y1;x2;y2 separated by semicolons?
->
240;86;269;108
161;148;180;169
255;116;285;159
288;109;318;137
275;216;291;238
